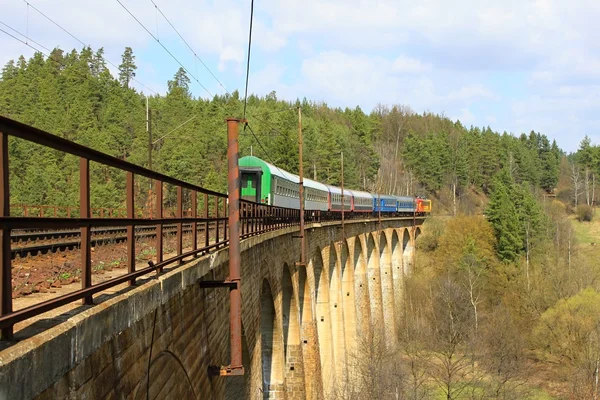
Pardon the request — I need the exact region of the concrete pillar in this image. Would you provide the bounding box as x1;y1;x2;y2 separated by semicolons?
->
261;279;285;399
353;237;372;343
298;265;323;400
366;234;384;339
379;231;396;347
282;265;305;399
328;244;347;387
340;240;357;356
391;230;403;335
402;229;413;275
313;249;335;397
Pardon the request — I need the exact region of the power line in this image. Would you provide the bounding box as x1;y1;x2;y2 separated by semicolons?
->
0;26;49;56
0;20;52;53
249;107;296;119
22;0;86;47
242;0;255;120
245;122;289;178
20;0;157;95
148;0;229;95
116;0;214;98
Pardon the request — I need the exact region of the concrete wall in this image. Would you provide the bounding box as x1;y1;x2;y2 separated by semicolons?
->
0;218;423;400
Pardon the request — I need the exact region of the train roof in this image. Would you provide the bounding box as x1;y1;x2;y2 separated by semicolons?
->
239;156;299;183
346;189;373;200
395;195;415;202
304;177;329;192
372;193;397;201
325;184;343;195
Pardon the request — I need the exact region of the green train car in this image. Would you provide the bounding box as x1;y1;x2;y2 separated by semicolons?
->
239;156;300;209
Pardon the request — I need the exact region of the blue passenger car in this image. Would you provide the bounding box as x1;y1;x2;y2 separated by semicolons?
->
373;194;397;213
396;196;415;214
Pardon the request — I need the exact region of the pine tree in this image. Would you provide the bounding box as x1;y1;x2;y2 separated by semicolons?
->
486;170;522;262
118;47;137;88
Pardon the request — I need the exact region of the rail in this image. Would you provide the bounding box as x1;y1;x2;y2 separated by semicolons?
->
0;116;305;339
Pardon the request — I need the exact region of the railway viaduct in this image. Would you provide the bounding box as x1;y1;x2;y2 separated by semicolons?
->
0;216;423;400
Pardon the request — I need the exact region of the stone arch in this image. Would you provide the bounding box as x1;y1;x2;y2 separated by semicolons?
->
353;236;371;340
379;231;396;347
328;243;346;384
313;246;335;396
402;228;413;274
261;279;284;399
415;227;422;241
340;238;357;355
282;265;305;397
367;233;384;337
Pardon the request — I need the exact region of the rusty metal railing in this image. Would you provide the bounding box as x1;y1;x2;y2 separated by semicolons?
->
0;116;304;339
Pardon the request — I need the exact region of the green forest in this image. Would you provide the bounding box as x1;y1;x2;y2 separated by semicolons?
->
0;47;565;212
4;47;600;398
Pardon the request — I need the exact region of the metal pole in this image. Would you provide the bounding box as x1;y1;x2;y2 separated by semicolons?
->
298;107;306;266
147;100;152;171
0;132;12;339
378;193;381;223
147;102;153;217
80;158;92;305
126;172;136;285
341;152;345;237
226;117;244;375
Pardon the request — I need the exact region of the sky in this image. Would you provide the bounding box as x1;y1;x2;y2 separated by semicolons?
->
1;0;599;153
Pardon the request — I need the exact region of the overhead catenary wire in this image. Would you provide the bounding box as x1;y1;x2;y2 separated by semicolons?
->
19;0;157;95
242;0;255;120
244;122;289;178
0;21;52;54
116;0;214;98
149;0;229;95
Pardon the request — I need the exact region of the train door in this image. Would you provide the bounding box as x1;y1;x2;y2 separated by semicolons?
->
240;169;262;202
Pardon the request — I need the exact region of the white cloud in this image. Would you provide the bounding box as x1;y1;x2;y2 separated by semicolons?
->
446;84;500;103
1;0;600;151
452;108;476;125
392;56;431;74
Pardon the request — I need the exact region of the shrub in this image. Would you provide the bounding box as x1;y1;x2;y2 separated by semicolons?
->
576;204;594;222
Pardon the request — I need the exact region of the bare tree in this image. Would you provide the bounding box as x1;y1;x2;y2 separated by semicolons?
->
332;328;405;400
572;163;582;206
428;277;479;400
481;306;529;399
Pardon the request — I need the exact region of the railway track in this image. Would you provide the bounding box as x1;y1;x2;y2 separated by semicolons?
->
10;224;210;259
10;224;189;244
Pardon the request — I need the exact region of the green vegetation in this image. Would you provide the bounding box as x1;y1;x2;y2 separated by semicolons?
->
0;47;560;214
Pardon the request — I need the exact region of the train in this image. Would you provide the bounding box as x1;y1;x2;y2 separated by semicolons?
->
239;156;431;216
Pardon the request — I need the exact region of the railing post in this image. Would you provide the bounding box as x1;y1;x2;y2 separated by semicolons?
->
80;158;93;305
215;196;220;245
204;193;209;249
176;186;183;264
223;197;227;242
192;191;197;252
0;132;13;339
242;203;247;236
155;180;163;270
126;172;136;285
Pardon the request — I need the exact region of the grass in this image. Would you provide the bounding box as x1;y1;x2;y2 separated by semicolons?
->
429;384;558;400
570;215;600;245
529;387;560;400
